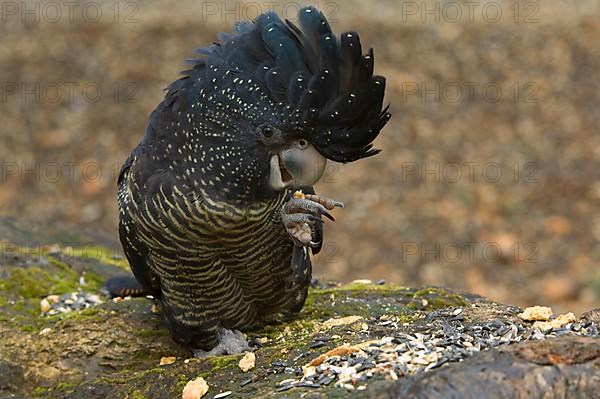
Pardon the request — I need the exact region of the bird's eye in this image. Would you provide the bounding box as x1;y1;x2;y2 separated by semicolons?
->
297;139;309;149
261;126;274;138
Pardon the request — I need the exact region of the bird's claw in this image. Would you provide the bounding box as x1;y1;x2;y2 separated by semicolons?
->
281;194;343;247
304;194;345;210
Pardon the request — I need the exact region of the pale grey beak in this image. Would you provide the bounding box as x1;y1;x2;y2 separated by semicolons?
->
269;141;327;191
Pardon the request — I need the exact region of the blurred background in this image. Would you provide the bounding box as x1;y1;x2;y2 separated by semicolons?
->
1;0;599;313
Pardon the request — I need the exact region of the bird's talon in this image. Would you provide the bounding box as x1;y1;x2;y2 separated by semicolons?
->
321;209;335;221
309;215;324;224
304;194;345;210
281;193;344;247
333;200;345;209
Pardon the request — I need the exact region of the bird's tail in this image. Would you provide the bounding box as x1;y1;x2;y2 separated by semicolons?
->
102;275;147;298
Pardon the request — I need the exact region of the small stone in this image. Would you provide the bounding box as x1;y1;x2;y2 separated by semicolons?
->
238;352;256;372
39;327;52;336
159;356;176;366
303;365;316;378
278;378;297;386
322;316;362;330
182;377;209;399
519;306;553;321
321;375;335;385
240;379;252;387
40;298;51;313
276;383;295;392
351;279;373;285
256;337;269;344
580;308;600;324
307;344;360;367
533;312;577;331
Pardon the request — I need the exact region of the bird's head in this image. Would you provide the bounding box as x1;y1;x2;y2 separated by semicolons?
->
174;6;391;200
254;123;327;191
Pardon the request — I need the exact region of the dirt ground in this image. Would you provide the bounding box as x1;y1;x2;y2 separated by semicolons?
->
0;0;599;314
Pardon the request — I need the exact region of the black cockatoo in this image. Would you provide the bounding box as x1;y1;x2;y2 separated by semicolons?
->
117;6;390;354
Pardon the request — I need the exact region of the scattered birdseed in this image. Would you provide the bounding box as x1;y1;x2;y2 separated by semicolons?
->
40;292;103;315
238;352;256;372
182;377;209;399
269;307;599;393
213;391;232;399
533;312;576;331
519;306;553;321
159;356;176;366
322;316;363;330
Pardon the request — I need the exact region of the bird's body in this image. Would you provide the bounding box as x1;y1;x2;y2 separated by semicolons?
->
119;170;301;349
118;7;390;352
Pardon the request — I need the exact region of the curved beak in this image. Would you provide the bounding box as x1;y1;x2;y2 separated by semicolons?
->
269;141;327;191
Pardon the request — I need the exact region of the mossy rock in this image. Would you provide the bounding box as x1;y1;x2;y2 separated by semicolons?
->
1;218;598;399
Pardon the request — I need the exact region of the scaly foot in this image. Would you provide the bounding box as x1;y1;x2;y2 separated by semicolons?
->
192;328;249;358
281;191;344;247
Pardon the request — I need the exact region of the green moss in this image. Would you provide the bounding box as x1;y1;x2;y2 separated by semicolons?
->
413;287;448;297
32;386;50;397
411;287;467;309
20;324;38;332
3;258;103;300
67;245;130;271
314;282;409;296
129;389;148;399
102;366;172;385
0;244;108;330
174;374;192;394
207;354;239;371
54;382;77;394
9;267;67;298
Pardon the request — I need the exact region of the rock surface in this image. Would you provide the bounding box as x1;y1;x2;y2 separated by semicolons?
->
0;217;598;399
381;336;600;399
